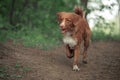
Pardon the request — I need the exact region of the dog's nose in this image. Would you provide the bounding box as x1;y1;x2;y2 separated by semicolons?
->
60;24;64;29
60;21;65;29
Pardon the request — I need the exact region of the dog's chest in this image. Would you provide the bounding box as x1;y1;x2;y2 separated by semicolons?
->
63;33;77;48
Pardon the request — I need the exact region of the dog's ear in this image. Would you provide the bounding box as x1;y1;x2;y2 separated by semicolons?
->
56;12;61;21
71;15;80;34
74;6;84;18
56;12;61;24
72;15;80;27
56;12;60;18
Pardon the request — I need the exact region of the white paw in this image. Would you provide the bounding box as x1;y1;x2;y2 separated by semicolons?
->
73;65;80;71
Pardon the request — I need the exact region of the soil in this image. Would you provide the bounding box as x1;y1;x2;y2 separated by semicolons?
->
0;41;120;80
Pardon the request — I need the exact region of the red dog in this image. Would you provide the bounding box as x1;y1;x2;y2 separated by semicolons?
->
57;7;91;71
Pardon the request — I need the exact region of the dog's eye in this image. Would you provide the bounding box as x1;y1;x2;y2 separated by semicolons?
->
66;19;71;22
58;18;63;24
59;18;63;22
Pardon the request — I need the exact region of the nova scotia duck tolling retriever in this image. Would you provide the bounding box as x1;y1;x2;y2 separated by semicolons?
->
57;7;91;71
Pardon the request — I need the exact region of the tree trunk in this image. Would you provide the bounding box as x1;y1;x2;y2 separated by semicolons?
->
16;0;29;26
117;0;120;34
33;0;38;10
80;0;88;8
9;0;16;25
23;0;28;8
80;0;89;18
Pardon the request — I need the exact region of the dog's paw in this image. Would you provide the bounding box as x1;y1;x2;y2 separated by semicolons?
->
82;60;88;64
67;53;74;59
73;65;80;71
67;55;73;59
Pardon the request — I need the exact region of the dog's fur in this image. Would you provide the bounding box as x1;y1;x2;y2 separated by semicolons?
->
57;7;91;71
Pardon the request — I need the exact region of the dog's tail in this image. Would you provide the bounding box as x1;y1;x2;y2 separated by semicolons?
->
74;6;85;18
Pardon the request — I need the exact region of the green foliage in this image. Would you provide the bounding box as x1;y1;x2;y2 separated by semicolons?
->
0;63;31;79
92;30;113;41
0;65;8;78
92;18;120;41
0;0;71;49
10;74;23;79
0;0;119;49
22;67;32;72
15;63;22;68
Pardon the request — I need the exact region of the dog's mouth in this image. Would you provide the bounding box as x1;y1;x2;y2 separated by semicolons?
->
61;28;67;34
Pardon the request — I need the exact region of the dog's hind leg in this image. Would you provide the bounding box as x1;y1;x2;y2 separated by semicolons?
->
82;37;90;64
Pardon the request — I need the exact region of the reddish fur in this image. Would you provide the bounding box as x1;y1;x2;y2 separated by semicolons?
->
57;7;91;66
74;6;84;18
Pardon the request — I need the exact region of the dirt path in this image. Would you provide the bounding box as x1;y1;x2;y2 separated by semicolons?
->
0;41;120;80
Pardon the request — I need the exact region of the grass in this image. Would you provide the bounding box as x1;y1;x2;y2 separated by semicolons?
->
0;27;62;50
92;31;120;41
0;24;120;50
91;20;120;41
0;63;31;79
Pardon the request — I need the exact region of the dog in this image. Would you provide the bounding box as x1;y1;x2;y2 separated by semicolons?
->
57;7;91;71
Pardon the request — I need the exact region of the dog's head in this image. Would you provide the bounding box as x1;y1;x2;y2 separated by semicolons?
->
57;7;84;34
57;12;79;34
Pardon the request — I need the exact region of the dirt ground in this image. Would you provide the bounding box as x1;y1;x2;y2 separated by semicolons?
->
0;41;120;80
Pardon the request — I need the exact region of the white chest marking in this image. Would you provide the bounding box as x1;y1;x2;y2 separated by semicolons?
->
63;33;77;48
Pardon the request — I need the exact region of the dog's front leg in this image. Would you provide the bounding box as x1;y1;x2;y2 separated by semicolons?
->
65;45;74;58
73;45;80;71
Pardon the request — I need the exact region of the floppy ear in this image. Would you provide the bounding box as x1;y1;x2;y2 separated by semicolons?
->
72;15;80;34
56;12;59;18
56;12;61;23
56;13;61;24
72;15;80;27
56;12;61;21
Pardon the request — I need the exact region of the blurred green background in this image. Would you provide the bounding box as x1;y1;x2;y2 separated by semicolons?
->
0;0;120;49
